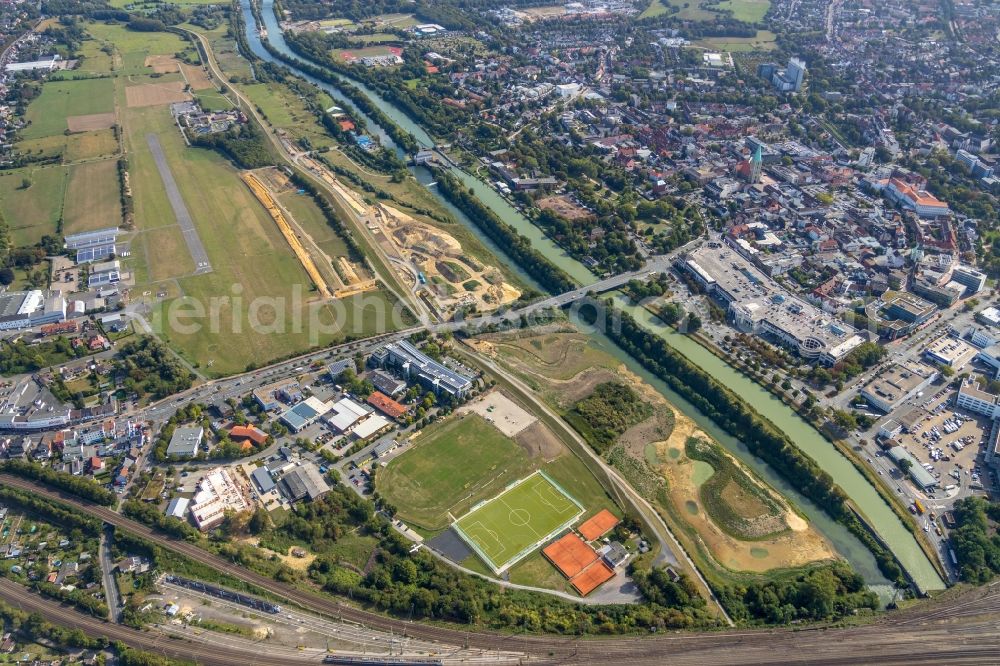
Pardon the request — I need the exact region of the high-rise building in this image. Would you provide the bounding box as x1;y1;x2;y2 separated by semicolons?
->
786;58;806;91
770;57;806;92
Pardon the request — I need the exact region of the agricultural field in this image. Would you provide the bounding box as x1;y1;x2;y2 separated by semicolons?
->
476;329;838;579
0;166;68;246
20;78;115;139
641;0;770;22
84;22;189;76
695;30;778;51
454;471;583;573
712;0;771;22
62;160;124;236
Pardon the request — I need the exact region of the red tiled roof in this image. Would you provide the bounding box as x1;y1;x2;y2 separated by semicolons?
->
367;391;408;419
229;425;267;446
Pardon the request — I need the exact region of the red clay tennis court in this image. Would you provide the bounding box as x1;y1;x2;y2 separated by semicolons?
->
542;533;598;578
578;509;619;542
570;561;615;596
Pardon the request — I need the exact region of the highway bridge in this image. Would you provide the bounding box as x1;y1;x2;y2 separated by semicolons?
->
5;475;1000;665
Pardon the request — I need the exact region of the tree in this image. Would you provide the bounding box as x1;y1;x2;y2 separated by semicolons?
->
0;268;14;285
896;458;913;473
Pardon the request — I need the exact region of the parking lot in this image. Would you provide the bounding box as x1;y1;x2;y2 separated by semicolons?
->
892;387;990;495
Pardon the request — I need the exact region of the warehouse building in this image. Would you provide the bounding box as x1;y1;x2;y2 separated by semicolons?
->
279;465;329;503
887;446;938;491
165;426;204;458
280;397;330;433
0;290;66;331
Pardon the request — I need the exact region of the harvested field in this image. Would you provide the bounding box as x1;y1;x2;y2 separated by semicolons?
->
67;112;116;132
66;129;118;161
181;63;214;90
537;195;595;221
144;54;180;73
514;421;564;461
126;81;191;108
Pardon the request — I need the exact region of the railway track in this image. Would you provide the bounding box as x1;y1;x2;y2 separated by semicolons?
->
5;475;1000;664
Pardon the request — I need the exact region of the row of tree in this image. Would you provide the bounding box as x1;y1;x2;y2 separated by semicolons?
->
435;172;576;294
1;459;117;506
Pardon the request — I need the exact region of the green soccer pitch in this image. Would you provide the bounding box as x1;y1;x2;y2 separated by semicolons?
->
453;471;584;574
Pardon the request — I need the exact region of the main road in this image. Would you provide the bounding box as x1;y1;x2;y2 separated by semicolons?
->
5;475;1000;664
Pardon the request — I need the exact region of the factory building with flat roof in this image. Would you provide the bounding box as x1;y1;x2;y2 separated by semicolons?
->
860;362;938;413
0;291;66;331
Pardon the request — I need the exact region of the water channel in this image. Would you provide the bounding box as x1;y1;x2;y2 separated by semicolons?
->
240;0;943;593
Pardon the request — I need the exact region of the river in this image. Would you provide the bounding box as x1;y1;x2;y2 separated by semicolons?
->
245;0;596;287
239;0;943;593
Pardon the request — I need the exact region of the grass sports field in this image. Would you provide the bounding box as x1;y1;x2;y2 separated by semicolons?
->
454;471;583;574
379;414;537;530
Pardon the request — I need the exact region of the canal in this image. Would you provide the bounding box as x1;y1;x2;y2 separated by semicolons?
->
240;0;943;593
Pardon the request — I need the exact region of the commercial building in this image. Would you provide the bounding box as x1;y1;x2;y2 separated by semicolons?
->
228;425;268;447
370;340;474;398
887;446;938;491
279;465;329;502
324;397;373;434
955;380;1000;418
976;306;1000;328
923;335;977;369
252;379;300;411
878;418;903;440
370;370;406;397
189;468;251;530
859;362;938;413
950;264;987;294
165;426;204;458
165;497;189;520
326;358;353;381
883;291;936;325
351;412;391;440
280;397;330;433
0;291;66;331
681;244;864;365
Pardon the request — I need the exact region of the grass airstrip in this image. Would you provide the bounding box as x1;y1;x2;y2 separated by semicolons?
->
5;18;410;376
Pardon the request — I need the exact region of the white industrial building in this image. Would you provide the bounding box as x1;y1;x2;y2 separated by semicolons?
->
0;291;66;331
